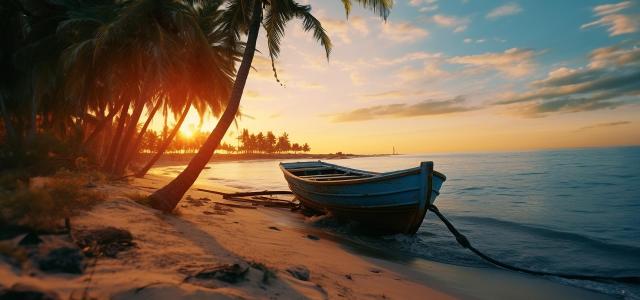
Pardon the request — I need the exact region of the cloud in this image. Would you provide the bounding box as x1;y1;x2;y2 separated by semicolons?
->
464;38;486;44
593;1;633;16
350;71;365;85
332;96;477;122
320;16;369;44
371;51;443;66
431;14;470;32
380;21;429;43
486;3;523;20
358;89;446;101
495;43;640;117
291;81;325;90
581;1;638;36
575;121;631;132
448;48;540;77
395;62;448;82
250;55;282;81
409;0;437;7
419;5;438;13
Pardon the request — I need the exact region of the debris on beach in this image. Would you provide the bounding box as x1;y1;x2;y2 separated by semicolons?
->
0;283;60;300
37;247;85;274
203;210;226;215
212;202;256;209
185;195;209;207
74;227;134;258
286;265;310;281
306;234;320;241
187;262;250;284
268;226;281;231
18;232;43;246
213;204;234;213
249;261;277;284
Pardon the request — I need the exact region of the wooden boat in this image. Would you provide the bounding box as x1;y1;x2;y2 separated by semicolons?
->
279;161;446;234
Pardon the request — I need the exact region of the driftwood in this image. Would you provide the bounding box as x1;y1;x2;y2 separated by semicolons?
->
212;202;257;209
196;188;293;199
195;188;299;210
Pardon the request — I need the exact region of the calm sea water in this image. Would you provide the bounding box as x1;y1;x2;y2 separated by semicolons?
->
153;146;640;298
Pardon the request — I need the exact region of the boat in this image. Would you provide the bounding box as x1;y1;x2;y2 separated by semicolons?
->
279;161;446;234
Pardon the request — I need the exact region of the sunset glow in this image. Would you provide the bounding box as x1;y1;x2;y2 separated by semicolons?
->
180;0;638;154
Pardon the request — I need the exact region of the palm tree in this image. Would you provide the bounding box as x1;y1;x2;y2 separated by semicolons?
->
148;0;391;212
134;100;193;177
52;0;236;175
276;132;291;153
266;131;276;153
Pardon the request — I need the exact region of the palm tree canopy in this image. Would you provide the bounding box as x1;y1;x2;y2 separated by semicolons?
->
221;0;392;82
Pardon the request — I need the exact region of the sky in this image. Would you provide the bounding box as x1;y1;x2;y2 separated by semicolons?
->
177;0;640;154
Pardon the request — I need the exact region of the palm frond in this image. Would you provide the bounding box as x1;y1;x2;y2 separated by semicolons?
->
290;2;332;59
340;0;351;18
347;0;392;20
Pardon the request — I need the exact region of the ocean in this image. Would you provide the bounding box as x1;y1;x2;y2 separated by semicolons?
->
152;146;640;299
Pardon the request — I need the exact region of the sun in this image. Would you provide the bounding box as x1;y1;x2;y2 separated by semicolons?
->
180;125;196;138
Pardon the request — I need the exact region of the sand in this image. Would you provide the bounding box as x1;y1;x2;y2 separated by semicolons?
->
0;174;614;299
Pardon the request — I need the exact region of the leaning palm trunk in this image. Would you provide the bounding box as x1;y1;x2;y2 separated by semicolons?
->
134;98;194;177
112;98;146;175
83;102;122;146
120;99;162;173
102;100;130;171
148;0;262;212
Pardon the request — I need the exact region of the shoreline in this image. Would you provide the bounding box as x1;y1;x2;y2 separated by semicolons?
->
0;174;614;299
135;153;387;168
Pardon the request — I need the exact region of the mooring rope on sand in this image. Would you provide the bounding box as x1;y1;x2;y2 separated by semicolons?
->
427;204;640;284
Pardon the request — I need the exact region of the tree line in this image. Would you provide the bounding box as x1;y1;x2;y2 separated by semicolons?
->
139;129;311;154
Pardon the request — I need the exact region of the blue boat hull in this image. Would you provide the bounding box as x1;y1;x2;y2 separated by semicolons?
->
280;161;446;234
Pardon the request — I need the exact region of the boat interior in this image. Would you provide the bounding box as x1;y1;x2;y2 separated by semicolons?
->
285;164;376;181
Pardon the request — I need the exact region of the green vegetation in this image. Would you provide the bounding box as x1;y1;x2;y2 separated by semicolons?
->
0;170;105;230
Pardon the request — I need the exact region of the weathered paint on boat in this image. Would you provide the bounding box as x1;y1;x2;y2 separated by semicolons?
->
279;161;446;234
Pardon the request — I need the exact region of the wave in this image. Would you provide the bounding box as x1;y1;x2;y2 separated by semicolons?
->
460;186;484;191
454;215;640;255
514;172;548;176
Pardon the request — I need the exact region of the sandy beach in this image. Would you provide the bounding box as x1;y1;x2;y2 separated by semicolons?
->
0;173;616;299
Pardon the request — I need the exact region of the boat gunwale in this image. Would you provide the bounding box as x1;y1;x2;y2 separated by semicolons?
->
280;161;446;186
294;192;421;211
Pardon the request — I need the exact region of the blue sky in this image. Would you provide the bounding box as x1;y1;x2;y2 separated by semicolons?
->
177;0;640;154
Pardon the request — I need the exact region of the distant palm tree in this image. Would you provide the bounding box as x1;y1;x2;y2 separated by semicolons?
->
266;131;277;153
134;99;194;177
149;0;392;212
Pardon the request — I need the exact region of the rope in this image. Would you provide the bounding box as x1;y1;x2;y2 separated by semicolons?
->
427;205;640;284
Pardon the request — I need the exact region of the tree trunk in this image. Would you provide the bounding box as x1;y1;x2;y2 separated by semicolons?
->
121;99;162;172
102;99;130;171
83;102;121;146
0;94;16;141
134;98;193;177
29;73;37;139
112;98;147;175
148;0;262;212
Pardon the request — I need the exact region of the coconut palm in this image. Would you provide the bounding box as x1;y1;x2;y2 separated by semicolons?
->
59;0;237;175
148;0;392;212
